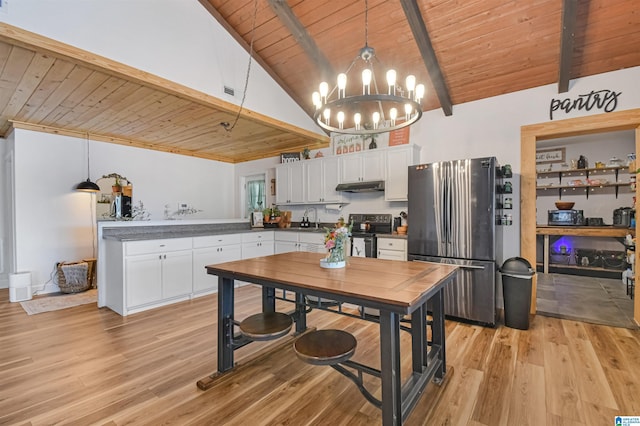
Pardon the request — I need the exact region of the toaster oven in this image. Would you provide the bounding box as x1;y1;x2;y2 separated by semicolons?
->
548;209;584;226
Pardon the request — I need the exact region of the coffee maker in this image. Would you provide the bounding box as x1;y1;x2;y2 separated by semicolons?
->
111;194;132;218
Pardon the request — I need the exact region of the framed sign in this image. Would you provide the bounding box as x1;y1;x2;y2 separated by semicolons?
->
536;147;565;164
280;152;301;163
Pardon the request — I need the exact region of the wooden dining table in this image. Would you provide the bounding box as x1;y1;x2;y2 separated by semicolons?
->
199;251;458;425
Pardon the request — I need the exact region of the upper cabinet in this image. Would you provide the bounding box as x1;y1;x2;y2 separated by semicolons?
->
306;156;343;204
275;161;305;204
341;150;384;183
384;145;421;202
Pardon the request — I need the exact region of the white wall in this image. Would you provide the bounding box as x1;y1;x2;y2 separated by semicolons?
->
10;129;234;293
0;0;322;136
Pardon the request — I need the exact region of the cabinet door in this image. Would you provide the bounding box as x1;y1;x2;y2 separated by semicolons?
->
385;147;412;201
162;250;193;299
193;245;241;293
275;165;290;204
341;155;362;183
306;160;323;203
322;156;342;203
125;254;162;307
378;249;406;261
289;162;305;203
361;150;384;181
275;241;298;254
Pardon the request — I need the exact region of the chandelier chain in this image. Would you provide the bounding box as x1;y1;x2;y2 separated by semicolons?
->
223;0;258;133
364;0;368;47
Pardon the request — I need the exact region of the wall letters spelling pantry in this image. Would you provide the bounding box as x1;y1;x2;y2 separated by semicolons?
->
549;89;621;120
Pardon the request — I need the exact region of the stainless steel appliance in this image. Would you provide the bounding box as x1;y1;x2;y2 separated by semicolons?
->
348;213;392;258
547;209;585;226
613;207;634;227
407;157;501;326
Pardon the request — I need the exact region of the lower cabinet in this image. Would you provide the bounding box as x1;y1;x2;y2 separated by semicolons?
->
192;234;242;295
242;231;275;258
124;238;193;312
377;237;407;261
275;231;325;254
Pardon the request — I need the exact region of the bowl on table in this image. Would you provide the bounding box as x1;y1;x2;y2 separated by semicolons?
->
555;201;575;210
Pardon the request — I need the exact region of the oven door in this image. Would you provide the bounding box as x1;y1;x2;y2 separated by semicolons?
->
351;235;376;258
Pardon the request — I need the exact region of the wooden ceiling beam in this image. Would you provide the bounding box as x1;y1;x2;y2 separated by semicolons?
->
558;0;578;93
400;0;453;117
266;0;335;81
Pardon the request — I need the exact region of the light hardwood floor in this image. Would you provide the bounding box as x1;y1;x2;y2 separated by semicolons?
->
1;285;639;425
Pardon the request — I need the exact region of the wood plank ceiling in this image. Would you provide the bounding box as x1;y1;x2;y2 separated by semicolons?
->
1;0;639;163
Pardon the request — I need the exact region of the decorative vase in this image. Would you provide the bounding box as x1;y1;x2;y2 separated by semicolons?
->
320;245;347;269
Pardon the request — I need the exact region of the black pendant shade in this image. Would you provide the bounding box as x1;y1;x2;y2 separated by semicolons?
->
75;178;100;192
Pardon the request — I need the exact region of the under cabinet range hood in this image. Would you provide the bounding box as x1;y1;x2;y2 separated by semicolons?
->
335;181;385;193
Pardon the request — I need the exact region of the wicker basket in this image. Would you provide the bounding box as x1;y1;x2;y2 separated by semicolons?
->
56;261;91;293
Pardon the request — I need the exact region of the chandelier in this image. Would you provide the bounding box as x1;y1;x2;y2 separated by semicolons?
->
312;0;424;135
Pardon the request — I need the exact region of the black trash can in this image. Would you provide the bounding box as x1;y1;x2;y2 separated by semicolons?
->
500;257;536;330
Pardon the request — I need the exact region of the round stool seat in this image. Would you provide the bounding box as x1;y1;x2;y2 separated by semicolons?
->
239;312;293;341
294;329;357;366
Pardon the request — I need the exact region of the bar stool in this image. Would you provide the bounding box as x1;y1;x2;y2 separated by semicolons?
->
293;329;357;365
239;312;293;341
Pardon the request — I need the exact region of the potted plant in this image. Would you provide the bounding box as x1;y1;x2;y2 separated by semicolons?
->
112;176;122;193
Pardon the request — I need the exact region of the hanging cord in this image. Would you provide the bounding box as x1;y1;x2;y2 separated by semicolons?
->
222;0;259;132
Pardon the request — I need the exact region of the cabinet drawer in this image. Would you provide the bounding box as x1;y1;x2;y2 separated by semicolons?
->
193;234;242;248
274;232;298;243
299;232;324;245
125;238;193;256
242;231;274;243
376;238;407;251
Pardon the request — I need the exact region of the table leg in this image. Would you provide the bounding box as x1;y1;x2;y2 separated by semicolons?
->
431;288;446;382
262;286;276;313
411;303;427;372
379;309;401;426
218;276;235;373
294;292;307;333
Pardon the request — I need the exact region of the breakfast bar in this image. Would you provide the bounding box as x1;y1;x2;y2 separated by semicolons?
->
199;252;458;425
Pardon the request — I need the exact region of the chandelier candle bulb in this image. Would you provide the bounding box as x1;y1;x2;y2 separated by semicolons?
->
319;82;329;102
323;108;331;125
373;111;380;129
312;91;321;109
354;113;361;130
390;108;398;126
337;111;345;129
386;69;397;94
416;84;425;102
405;103;413;121
362;69;372;95
337;73;347;98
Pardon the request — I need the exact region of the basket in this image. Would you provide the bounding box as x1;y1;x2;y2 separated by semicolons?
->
600;250;626;270
574;249;602;268
56;261;91;293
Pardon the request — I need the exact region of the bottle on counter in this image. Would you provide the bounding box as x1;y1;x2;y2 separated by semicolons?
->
577;155;587;169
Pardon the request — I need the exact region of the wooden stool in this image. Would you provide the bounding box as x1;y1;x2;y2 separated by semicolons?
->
294;329;357;366
239;312;293;341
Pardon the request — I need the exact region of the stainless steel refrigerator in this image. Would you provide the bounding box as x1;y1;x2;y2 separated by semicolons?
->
407;157;500;326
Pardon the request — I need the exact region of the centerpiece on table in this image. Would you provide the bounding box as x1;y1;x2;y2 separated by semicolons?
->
320;217;353;269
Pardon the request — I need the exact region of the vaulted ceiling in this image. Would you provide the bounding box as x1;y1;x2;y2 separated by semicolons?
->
1;1;639;163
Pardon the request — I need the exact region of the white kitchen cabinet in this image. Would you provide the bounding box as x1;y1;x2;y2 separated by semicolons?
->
275;231;326;254
192;234;242;295
306;157;343;203
385;145;421;201
275;161;305;204
377;237;407;261
124;238;193;311
242;231;275;259
341;150;384;183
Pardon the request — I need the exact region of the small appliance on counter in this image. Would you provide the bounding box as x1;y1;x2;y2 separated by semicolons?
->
548;209;585;226
613;207;634;227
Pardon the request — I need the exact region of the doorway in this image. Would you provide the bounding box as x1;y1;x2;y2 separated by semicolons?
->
520;108;640;325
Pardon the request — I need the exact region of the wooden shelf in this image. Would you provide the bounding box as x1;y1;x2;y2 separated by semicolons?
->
536;226;634;237
537;165;628;177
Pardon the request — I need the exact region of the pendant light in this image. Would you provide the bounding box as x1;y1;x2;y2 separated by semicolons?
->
75;132;100;193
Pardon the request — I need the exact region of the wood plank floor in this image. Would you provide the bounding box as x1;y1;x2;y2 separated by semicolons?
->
1;285;639;425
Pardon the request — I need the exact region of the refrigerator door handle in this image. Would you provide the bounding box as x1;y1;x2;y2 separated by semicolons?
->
457;264;486;270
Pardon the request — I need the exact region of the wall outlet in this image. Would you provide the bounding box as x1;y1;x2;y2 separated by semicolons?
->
179;203;188;210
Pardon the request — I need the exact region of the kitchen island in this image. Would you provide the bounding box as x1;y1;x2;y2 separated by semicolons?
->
201;252;458;425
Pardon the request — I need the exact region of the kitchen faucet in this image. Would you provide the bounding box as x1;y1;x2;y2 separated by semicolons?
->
304;207;319;228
